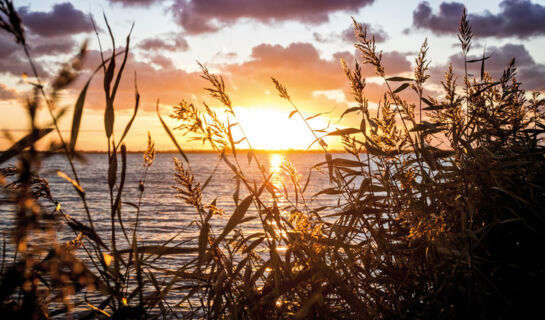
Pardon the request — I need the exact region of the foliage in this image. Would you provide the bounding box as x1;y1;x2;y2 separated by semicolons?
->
1;0;544;318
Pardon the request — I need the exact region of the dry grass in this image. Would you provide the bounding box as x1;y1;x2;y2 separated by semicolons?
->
1;0;544;318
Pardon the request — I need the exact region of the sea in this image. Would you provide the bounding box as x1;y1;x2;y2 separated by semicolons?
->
0;152;354;314
1;152;344;242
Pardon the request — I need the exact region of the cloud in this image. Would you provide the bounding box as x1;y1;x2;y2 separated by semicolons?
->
31;38;76;56
0;36;48;77
0;32;77;78
412;1;545;38
149;54;175;69
312;23;387;44
220;42;412;110
77;49;205;110
18;2;94;37
342;23;387;43
0;83;17;100
109;0;162;6
0;34;19;59
137;36;189;52
1;32;76;58
171;0;375;34
74;41;412;118
430;43;545;91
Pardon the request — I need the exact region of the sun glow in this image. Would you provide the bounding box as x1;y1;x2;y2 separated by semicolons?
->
230;106;327;150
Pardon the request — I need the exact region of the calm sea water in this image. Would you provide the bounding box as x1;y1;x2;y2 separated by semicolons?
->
1;151;363;314
1;152;348;253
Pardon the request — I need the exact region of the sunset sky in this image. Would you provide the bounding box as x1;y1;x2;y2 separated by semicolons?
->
1;0;544;151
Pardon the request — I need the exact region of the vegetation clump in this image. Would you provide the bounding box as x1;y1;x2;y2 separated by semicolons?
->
1;1;544;318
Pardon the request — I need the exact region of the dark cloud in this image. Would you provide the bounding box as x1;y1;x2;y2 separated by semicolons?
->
412;0;545;38
342;23;387;43
18;2;94;37
137;36;189;52
0;83;17;100
109;0;162;6
430;44;545;91
0;34;19;59
1;32;76;57
32;38;76;56
0;35;48;77
172;0;375;34
0;32;77;79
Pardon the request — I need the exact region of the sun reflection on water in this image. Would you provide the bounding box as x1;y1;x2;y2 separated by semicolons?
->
269;153;284;190
269;153;283;174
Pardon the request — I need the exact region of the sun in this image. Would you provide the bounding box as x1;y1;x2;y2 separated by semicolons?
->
229;106;327;150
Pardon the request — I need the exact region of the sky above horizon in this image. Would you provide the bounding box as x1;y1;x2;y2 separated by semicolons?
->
1;0;545;151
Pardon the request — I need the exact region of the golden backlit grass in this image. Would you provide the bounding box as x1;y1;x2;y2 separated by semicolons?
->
1;1;544;319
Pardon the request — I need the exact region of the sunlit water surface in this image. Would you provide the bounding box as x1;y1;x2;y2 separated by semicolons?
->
1;152;364;315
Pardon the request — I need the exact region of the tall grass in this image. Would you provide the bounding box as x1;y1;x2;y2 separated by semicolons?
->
1;0;544;318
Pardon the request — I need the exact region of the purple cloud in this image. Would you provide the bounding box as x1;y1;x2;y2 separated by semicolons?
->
412;1;545;38
138;36;189;52
109;0;162;6
172;0;375;34
431;44;545;91
342;23;388;43
18;2;93;37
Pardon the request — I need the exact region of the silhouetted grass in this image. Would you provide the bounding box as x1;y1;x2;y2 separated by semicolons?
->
1;0;544;318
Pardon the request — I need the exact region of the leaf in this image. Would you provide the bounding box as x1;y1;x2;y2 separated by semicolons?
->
233;137;246;144
104;100;114;139
288;110;297;119
314;158;365;168
421;97;435;107
107;149;117;190
364;141;396;157
466;54;492;63
0;128;53;164
360;118;366;134
242;236;265;253
386;76;413;82
490;187;529;204
57;170;85;196
340;107;361;121
306;112;322;121
156;102;188;162
471;81;501;97
214;195;253;245
111;22;134;102
422;104;445;111
410;121;442;132
116;75;140;148
393;82;409;93
197;223;209;266
70;78;91;154
313;187;343;197
325;128;361;136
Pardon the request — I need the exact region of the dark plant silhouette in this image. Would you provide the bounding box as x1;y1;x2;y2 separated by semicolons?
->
1;0;544;318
